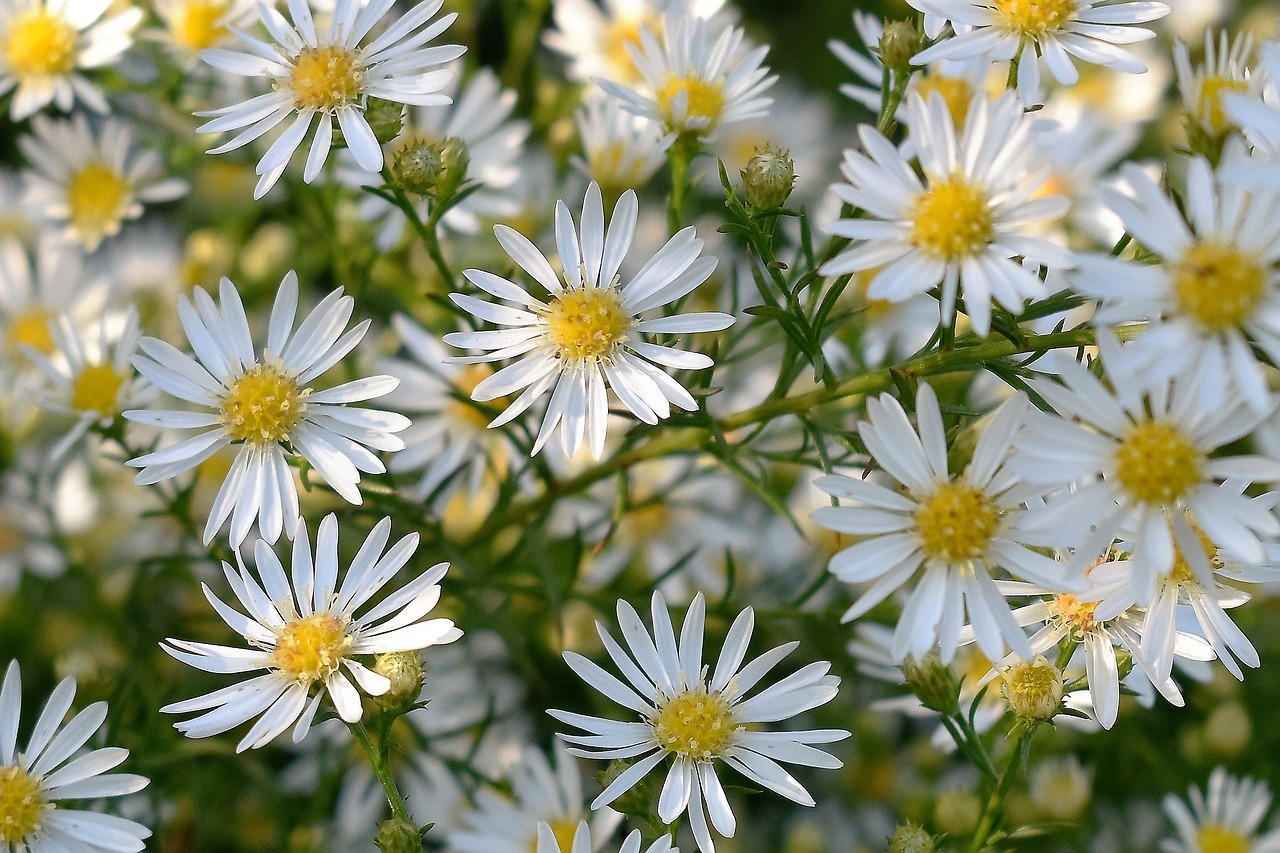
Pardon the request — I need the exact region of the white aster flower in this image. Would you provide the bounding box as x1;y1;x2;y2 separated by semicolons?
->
147;0;256;60
909;0;1170;108
572;91;674;198
160;513;462;752
596;13;776;141
18;113;189;251
551;591;848;853
447;744;622;853
0;661;151;852
1225;40;1280;163
444;181;734;460
1071;149;1280;412
820;91;1074;337
812;382;1074;664
536;820;678;853
197;0;465;199
1175;29;1257;137
1162;767;1280;853
1011;330;1280;597
0;0;142;120
124;271;410;546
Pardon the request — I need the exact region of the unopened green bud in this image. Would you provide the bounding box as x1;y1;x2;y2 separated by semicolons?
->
888;823;937;853
375;818;422;853
374;651;424;714
1000;656;1063;722
332;99;404;149
599;760;654;818
390;136;469;199
740;144;795;210
879;19;923;72
433;136;469;201
901;651;960;716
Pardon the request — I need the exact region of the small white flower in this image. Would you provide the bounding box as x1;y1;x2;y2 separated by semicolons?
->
572;90;674;197
909;0;1170;107
536;819;678;853
0;0;142;120
820;91;1074;337
1175;29;1257;137
0;660;151;852
1162;767;1280;853
551;591;848;853
197;0;465;199
444;181;734;460
18;113;189;251
147;0;256;60
160;513;462;751
124;271;410;546
1225;40;1280;162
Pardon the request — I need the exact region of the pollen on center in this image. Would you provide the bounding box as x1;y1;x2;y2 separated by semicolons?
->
1196;824;1250;853
171;0;230;51
269;611;352;684
0;764;46;844
288;44;364;111
651;686;739;761
2;9;76;79
993;0;1079;39
66;163;131;240
910;175;995;261
1052;594;1099;636
220;363;306;444
657;74;727;130
1172;239;1266;333
1113;419;1202;507
71;362;128;416
543;286;631;363
914;480;1001;563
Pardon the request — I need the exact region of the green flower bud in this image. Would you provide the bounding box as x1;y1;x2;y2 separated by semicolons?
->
740;144;795;210
374;818;422;853
901;651;961;716
332;99;405;149
374;651;424;714
888;823;937;853
390;136;469;199
879;19;923;73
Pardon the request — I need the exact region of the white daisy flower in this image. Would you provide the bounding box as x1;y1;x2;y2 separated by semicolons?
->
551;591;848;853
1224;40;1280;162
123;271;411;546
0;235;108;374
1162;767;1280;853
444;181;734;460
819;91;1074;337
160;513;463;752
543;0;725;86
572;90;674;199
1175;29;1257;137
596;12;776;141
147;0;256;60
197;0;465;199
0;660;151;852
1011;330;1280;597
447;744;622;853
24;305;155;461
346;64;530;248
0;0;142;120
536;819;678;853
908;0;1170;108
1070;149;1280;412
811;382;1074;665
18;113;190;251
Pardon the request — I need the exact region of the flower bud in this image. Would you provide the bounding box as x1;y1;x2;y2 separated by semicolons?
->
374;651;424;714
889;823;937;853
333;98;404;149
901;651;960;716
390;136;469;199
740;144;795;210
879;19;923;73
375;818;422;853
1000;656;1064;722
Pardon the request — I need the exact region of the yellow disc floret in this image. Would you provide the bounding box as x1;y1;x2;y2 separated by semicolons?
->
912;75;975;127
170;0;230;51
1170;515;1221;585
1051;594;1099;636
71;362;127;415
993;0;1078;39
0;765;46;844
1113;420;1202;506
910;176;994;261
657;75;727;131
1196;77;1249;133
605;15;654;79
1196;825;1250;853
288;45;363;111
66;163;131;240
914;481;1001;563
8;309;55;357
1000;656;1063;721
220;363;305;444
651;687;738;761
2;9;76;78
543;286;631;363
529;819;580;853
270;612;352;683
448;364;495;430
1172;240;1266;334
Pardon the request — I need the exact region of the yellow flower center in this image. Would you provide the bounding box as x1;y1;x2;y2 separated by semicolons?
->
651;687;739;761
448;364;495;430
66;163;131;240
910;175;994;261
605;15;653;79
913;74;975;127
529;818;580;853
543;286;631;363
7;308;54;356
71;362;127;415
270;612;352;683
993;0;1078;39
656;75;727;131
1172;240;1266;334
854;268;896;322
914;481;1001;563
0;765;46;844
171;0;230;51
1196;76;1249;133
1196;825;1250;853
220;363;306;444
1001;656;1063;720
1052;594;1099;635
1170;515;1220;585
288;45;363;111
1113;420;1202;506
2;9;76;78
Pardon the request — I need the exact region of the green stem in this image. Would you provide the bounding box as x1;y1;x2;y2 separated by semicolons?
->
376;168;456;289
349;720;412;822
967;728;1033;853
667;136;698;232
